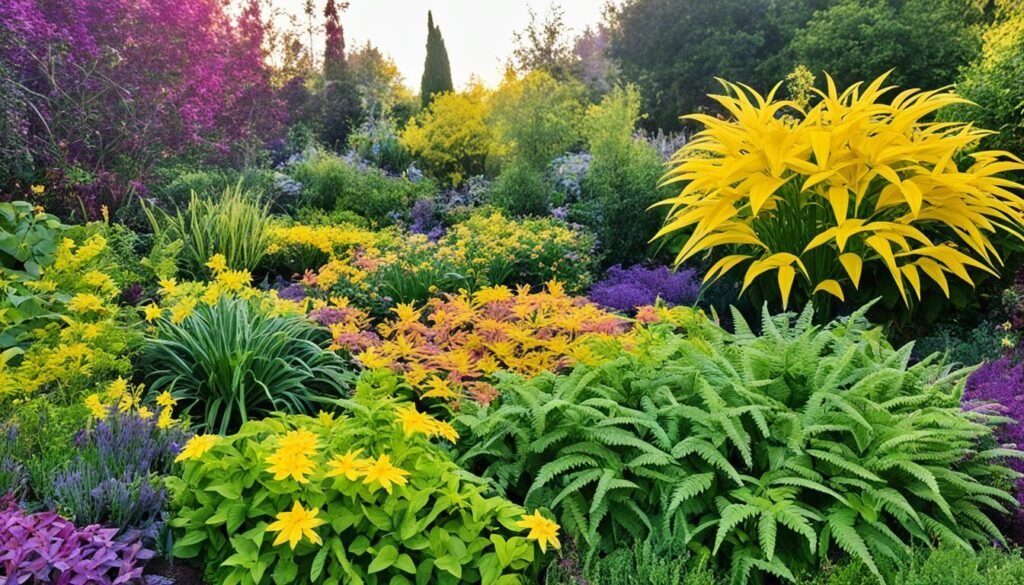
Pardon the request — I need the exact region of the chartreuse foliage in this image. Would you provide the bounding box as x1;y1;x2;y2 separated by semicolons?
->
455;305;1022;584
168;371;546;585
654;74;1024;311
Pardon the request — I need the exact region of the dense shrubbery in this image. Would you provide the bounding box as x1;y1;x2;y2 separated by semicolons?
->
5;1;1024;581
291;152;435;225
168;371;549;584
457;306;1020;582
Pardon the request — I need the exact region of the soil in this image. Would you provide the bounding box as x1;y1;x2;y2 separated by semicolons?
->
146;557;207;585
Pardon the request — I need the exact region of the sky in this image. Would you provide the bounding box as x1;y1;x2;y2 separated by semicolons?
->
272;1;612;90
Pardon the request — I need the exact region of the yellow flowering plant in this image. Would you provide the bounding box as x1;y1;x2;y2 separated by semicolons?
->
167;371;547;584
654;73;1024;315
336;283;632;405
1;225;140;402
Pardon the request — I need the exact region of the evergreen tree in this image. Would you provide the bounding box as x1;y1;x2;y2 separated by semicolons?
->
319;0;359;150
323;0;349;80
420;11;453;107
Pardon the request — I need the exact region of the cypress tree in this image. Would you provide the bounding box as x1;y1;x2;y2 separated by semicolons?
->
319;0;359;150
323;0;348;80
420;11;453;108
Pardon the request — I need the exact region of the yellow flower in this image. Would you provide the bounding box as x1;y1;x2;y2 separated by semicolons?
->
156;391;177;409
30;184;44;195
277;429;318;456
216;269;251;291
1002;337;1015;349
143;305;163;323
137;406;154;420
157;408;175;430
206;254;228;274
117;391;137;413
517;510;561;553
266;448;316;484
361;454;410;494
431;420;459;443
85;393;107;418
326;448;369;481
266;501;326;550
83;271;115;291
67;293;105;314
105;377;129;401
158;278;178;295
421;377;456;400
395;405;436;438
171;298;197;324
175;435;218;462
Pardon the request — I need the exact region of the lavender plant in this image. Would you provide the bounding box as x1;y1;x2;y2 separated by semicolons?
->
52;411;186;541
588;264;700;313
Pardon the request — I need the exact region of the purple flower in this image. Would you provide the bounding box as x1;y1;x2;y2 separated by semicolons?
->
963;354;1024;544
278;283;308;302
120;283;144;305
589;265;700;313
52;411;187;542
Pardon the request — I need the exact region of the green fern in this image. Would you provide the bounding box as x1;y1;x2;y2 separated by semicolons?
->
454;305;1021;584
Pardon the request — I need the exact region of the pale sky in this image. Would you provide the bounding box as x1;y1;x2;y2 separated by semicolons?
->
272;0;612;90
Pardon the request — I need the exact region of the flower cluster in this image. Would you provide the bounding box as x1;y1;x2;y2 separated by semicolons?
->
1;233;137;401
147;254;307;324
589;264;701;313
168;376;555;584
83;377;179;430
343;283;631;404
437;211;596;293
266;223;379;274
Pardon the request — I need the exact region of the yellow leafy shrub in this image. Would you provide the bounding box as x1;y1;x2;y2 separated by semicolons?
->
400;82;495;185
655;73;1024;309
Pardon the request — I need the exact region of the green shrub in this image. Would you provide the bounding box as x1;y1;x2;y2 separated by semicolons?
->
168;371;543;585
0;200;65;273
808;546;1024;585
580;85;669;267
455;305;1021;583
292;152;435;224
486;162;553;218
143;182;273;278
153;167;278;208
142;297;355;434
547;537;719;585
438;211;596;293
2;398;89;502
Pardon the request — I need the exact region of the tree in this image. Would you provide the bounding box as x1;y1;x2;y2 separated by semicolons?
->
323;0;349;80
510;5;578;81
318;0;359;150
401;83;493;185
420;11;453;108
791;0;985;92
942;2;1024;156
606;0;830;130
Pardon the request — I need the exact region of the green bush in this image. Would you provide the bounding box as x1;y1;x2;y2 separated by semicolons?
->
168;371;543;585
808;546;1024;585
153;167;278;208
292;152;435;225
455;306;1021;583
547;538;719;585
143;182;273;278
142;297;355;434
580;85;669;267
486;162;553;217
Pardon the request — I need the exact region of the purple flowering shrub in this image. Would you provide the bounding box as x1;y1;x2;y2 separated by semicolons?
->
589;264;700;313
963;353;1024;543
0;494;154;584
52;412;186;542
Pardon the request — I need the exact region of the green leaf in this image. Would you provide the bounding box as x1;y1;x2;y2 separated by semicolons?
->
369;544;399;573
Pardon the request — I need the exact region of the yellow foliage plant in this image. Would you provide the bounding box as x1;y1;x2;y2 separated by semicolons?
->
654;73;1024;310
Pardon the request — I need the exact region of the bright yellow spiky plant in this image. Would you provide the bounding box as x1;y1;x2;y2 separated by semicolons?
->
654;73;1024;309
